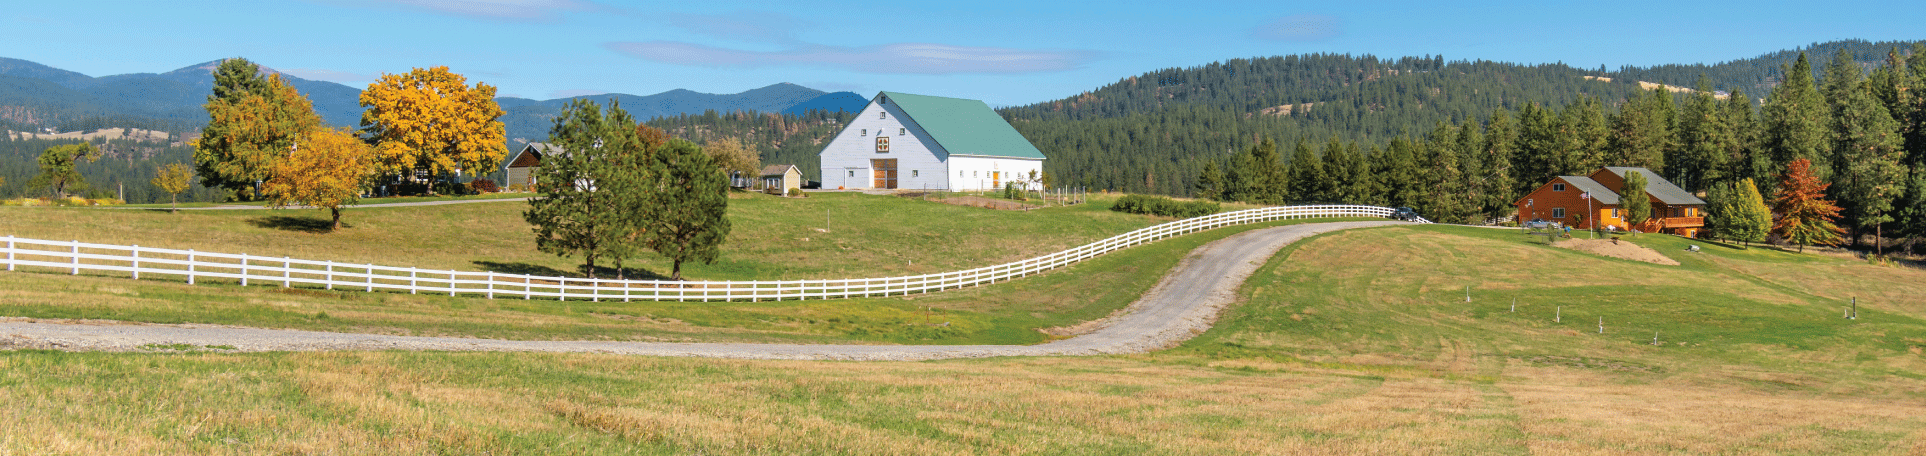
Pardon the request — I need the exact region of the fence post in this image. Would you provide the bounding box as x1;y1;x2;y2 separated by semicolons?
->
239;253;248;286
448;269;456;297
366;264;374;292
70;240;78;275
409;267;417;294
131;245;140;280
325;261;333;290
486;271;494;299
4;235;12;271
283;256;291;287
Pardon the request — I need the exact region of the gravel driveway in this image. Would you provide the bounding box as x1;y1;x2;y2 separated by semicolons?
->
0;221;1403;360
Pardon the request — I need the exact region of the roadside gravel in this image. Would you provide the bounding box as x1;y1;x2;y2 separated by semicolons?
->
0;221;1403;360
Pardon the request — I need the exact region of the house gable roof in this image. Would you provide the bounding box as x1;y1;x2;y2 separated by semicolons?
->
880;91;1046;160
505;142;560;170
1559;176;1621;205
759;164;799;176
1600;167;1705;205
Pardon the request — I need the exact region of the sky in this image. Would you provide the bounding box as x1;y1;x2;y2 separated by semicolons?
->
5;0;1923;107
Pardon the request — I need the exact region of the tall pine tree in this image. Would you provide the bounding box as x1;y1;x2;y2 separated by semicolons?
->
1762;53;1830;185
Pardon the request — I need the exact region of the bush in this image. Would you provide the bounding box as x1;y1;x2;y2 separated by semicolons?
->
470;178;499;193
786;187;805;198
1002;182;1026;200
507;184;525;193
1110;194;1220;218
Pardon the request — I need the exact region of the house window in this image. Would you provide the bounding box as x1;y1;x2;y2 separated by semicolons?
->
876;136;890;153
1611;208;1619;218
1552;208;1566;219
1553;183;1566;192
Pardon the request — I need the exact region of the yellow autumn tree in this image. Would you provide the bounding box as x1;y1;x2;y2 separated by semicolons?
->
358;66;508;191
704;137;760;187
263;127;374;231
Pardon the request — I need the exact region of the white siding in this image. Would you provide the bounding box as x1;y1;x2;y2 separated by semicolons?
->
819;96;950;190
946;156;1043;191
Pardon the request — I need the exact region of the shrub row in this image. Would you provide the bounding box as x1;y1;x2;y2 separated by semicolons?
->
1109;194;1220;218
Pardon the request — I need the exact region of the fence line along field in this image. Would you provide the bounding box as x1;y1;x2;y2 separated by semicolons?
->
4;219;1925;453
0;204;1416;302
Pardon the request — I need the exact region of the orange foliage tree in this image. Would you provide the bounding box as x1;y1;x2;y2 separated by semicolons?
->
263;127;375;231
1770;158;1845;252
358;66;507;188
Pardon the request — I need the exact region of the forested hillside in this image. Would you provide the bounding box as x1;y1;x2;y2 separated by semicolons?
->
0;135;227;203
1610;39;1926;96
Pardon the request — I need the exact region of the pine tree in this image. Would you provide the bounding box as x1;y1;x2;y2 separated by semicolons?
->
1724;89;1765;185
1286;139;1326;203
1762;53;1830;184
1195;161;1224;201
642;139;732;280
194;58;321;200
1556;95;1610;175
1245;138;1287;205
1320;137;1356;203
1704;180;1736;240
1481;109;1520;216
1514;103;1559;195
1828;63;1906;249
1608;88;1672;171
1619;169;1653;231
1675;76;1733;192
523;99;648;278
1771;158;1846;252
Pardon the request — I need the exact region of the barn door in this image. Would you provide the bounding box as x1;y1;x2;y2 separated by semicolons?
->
871;159;897;189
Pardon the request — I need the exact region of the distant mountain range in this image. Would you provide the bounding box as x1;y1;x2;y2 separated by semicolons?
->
0;57;868;141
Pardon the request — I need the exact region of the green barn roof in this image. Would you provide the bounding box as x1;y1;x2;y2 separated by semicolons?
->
880;91;1046;160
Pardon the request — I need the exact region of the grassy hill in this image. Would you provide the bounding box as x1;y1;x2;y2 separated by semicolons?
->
3;216;1923;453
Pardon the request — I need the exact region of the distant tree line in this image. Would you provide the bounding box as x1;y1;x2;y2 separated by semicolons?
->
1193;48;1926;253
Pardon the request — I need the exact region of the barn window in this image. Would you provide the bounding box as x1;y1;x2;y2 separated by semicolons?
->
848;170;855;178
912;170;920;178
861;129;867;136
1552;208;1566;218
899;128;906;135
1553;183;1566;192
880;111;887;119
876;136;890;153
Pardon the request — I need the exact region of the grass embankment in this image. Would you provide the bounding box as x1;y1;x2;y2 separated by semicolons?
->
2;191;1155;280
1;191;1333;344
5;225;1925;454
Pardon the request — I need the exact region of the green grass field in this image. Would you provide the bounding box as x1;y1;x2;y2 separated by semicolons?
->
5;201;1926;454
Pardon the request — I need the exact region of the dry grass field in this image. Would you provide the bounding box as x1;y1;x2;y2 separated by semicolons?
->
4;205;1926;454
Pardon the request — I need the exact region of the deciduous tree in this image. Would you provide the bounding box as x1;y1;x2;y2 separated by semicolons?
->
262;128;375;231
359;66;508;188
1725;178;1773;247
703;137;760;187
151;163;195;213
31;142;100;197
1771;158;1845;252
194;58;320;200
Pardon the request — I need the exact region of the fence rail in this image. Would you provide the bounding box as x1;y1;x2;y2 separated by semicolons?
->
2;205;1426;302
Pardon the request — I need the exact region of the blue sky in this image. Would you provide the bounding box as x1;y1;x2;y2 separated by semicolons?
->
5;1;1922;107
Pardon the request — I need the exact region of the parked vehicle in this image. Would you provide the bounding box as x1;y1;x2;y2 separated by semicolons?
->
1390;207;1419;221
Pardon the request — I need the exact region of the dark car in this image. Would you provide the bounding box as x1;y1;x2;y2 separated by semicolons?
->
1390;207;1418;221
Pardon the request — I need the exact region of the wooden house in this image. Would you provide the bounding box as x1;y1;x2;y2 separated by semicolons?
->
759;164;803;194
818;92;1046;191
1514;167;1707;237
503;142;559;190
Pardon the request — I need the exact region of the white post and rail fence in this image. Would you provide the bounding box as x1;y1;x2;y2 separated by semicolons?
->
2;205;1427;302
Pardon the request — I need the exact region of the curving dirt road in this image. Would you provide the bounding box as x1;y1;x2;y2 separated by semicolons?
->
0;221;1403;360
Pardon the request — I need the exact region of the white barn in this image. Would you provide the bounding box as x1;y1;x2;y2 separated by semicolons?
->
819;92;1046;191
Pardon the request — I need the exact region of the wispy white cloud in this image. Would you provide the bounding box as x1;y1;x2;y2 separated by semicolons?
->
279;68;378;84
312;0;596;21
664;11;806;44
603;41;1097;75
1252;14;1340;41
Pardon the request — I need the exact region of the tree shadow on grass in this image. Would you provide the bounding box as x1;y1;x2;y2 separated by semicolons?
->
247;215;341;234
471;261;671;281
